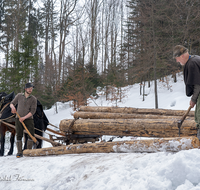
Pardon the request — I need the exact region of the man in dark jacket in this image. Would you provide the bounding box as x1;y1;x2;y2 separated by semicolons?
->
173;45;200;140
10;83;37;158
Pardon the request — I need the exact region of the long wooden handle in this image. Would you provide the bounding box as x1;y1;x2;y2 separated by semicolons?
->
16;112;39;145
181;105;192;123
0;120;62;147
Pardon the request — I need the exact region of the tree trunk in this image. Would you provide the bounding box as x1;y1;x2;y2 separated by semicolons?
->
73;111;193;120
59;119;197;137
151;1;158;109
78;106;195;117
23;136;199;157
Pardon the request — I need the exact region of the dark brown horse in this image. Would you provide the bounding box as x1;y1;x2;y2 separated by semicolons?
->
0;92;49;156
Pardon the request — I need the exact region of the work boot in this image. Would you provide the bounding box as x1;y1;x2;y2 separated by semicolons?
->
27;139;33;149
16;140;23;158
197;128;200;140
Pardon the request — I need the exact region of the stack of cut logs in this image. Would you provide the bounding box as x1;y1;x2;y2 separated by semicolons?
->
60;106;197;138
23;106;200;157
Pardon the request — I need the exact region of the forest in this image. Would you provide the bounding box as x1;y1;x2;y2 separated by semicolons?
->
0;0;200;109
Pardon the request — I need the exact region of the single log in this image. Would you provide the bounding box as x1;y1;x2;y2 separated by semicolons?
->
59;119;197;137
79;106;195;117
23;136;200;156
74;111;193;120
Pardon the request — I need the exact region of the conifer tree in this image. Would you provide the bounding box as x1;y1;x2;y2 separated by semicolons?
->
0;31;39;93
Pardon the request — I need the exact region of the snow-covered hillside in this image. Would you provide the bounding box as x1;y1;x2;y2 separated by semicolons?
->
1;73;200;190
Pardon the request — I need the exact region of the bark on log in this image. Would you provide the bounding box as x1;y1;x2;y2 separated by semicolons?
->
79;106;195;117
23;136;200;157
74;111;193;120
59;119;197;137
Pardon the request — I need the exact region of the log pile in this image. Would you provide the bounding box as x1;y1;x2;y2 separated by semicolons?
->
23;136;200;157
59;106;197;138
23;106;199;156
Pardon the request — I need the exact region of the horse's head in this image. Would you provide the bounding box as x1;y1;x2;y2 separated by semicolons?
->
4;92;15;103
0;92;8;110
0;92;15;111
0;92;7;100
0;92;15;119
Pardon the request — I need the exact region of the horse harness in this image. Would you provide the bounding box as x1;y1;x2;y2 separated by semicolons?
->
0;102;15;119
0;102;15;131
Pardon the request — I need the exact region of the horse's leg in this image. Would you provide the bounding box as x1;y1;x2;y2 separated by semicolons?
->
35;129;43;149
7;130;16;155
0;126;6;156
36;137;42;149
23;133;28;150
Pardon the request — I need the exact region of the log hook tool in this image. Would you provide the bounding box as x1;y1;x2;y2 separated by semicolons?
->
16;111;39;145
177;105;192;137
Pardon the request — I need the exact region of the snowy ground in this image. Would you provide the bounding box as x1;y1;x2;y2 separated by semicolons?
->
1;73;200;190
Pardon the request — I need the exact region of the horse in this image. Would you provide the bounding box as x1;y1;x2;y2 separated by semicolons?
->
24;100;49;149
0;92;49;156
0;92;16;156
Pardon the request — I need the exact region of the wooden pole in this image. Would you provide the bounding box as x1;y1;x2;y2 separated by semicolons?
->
79;106;195;116
23;136;200;157
59;118;197;138
178;105;192;136
0;120;62;147
16;112;39;145
46;127;65;136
